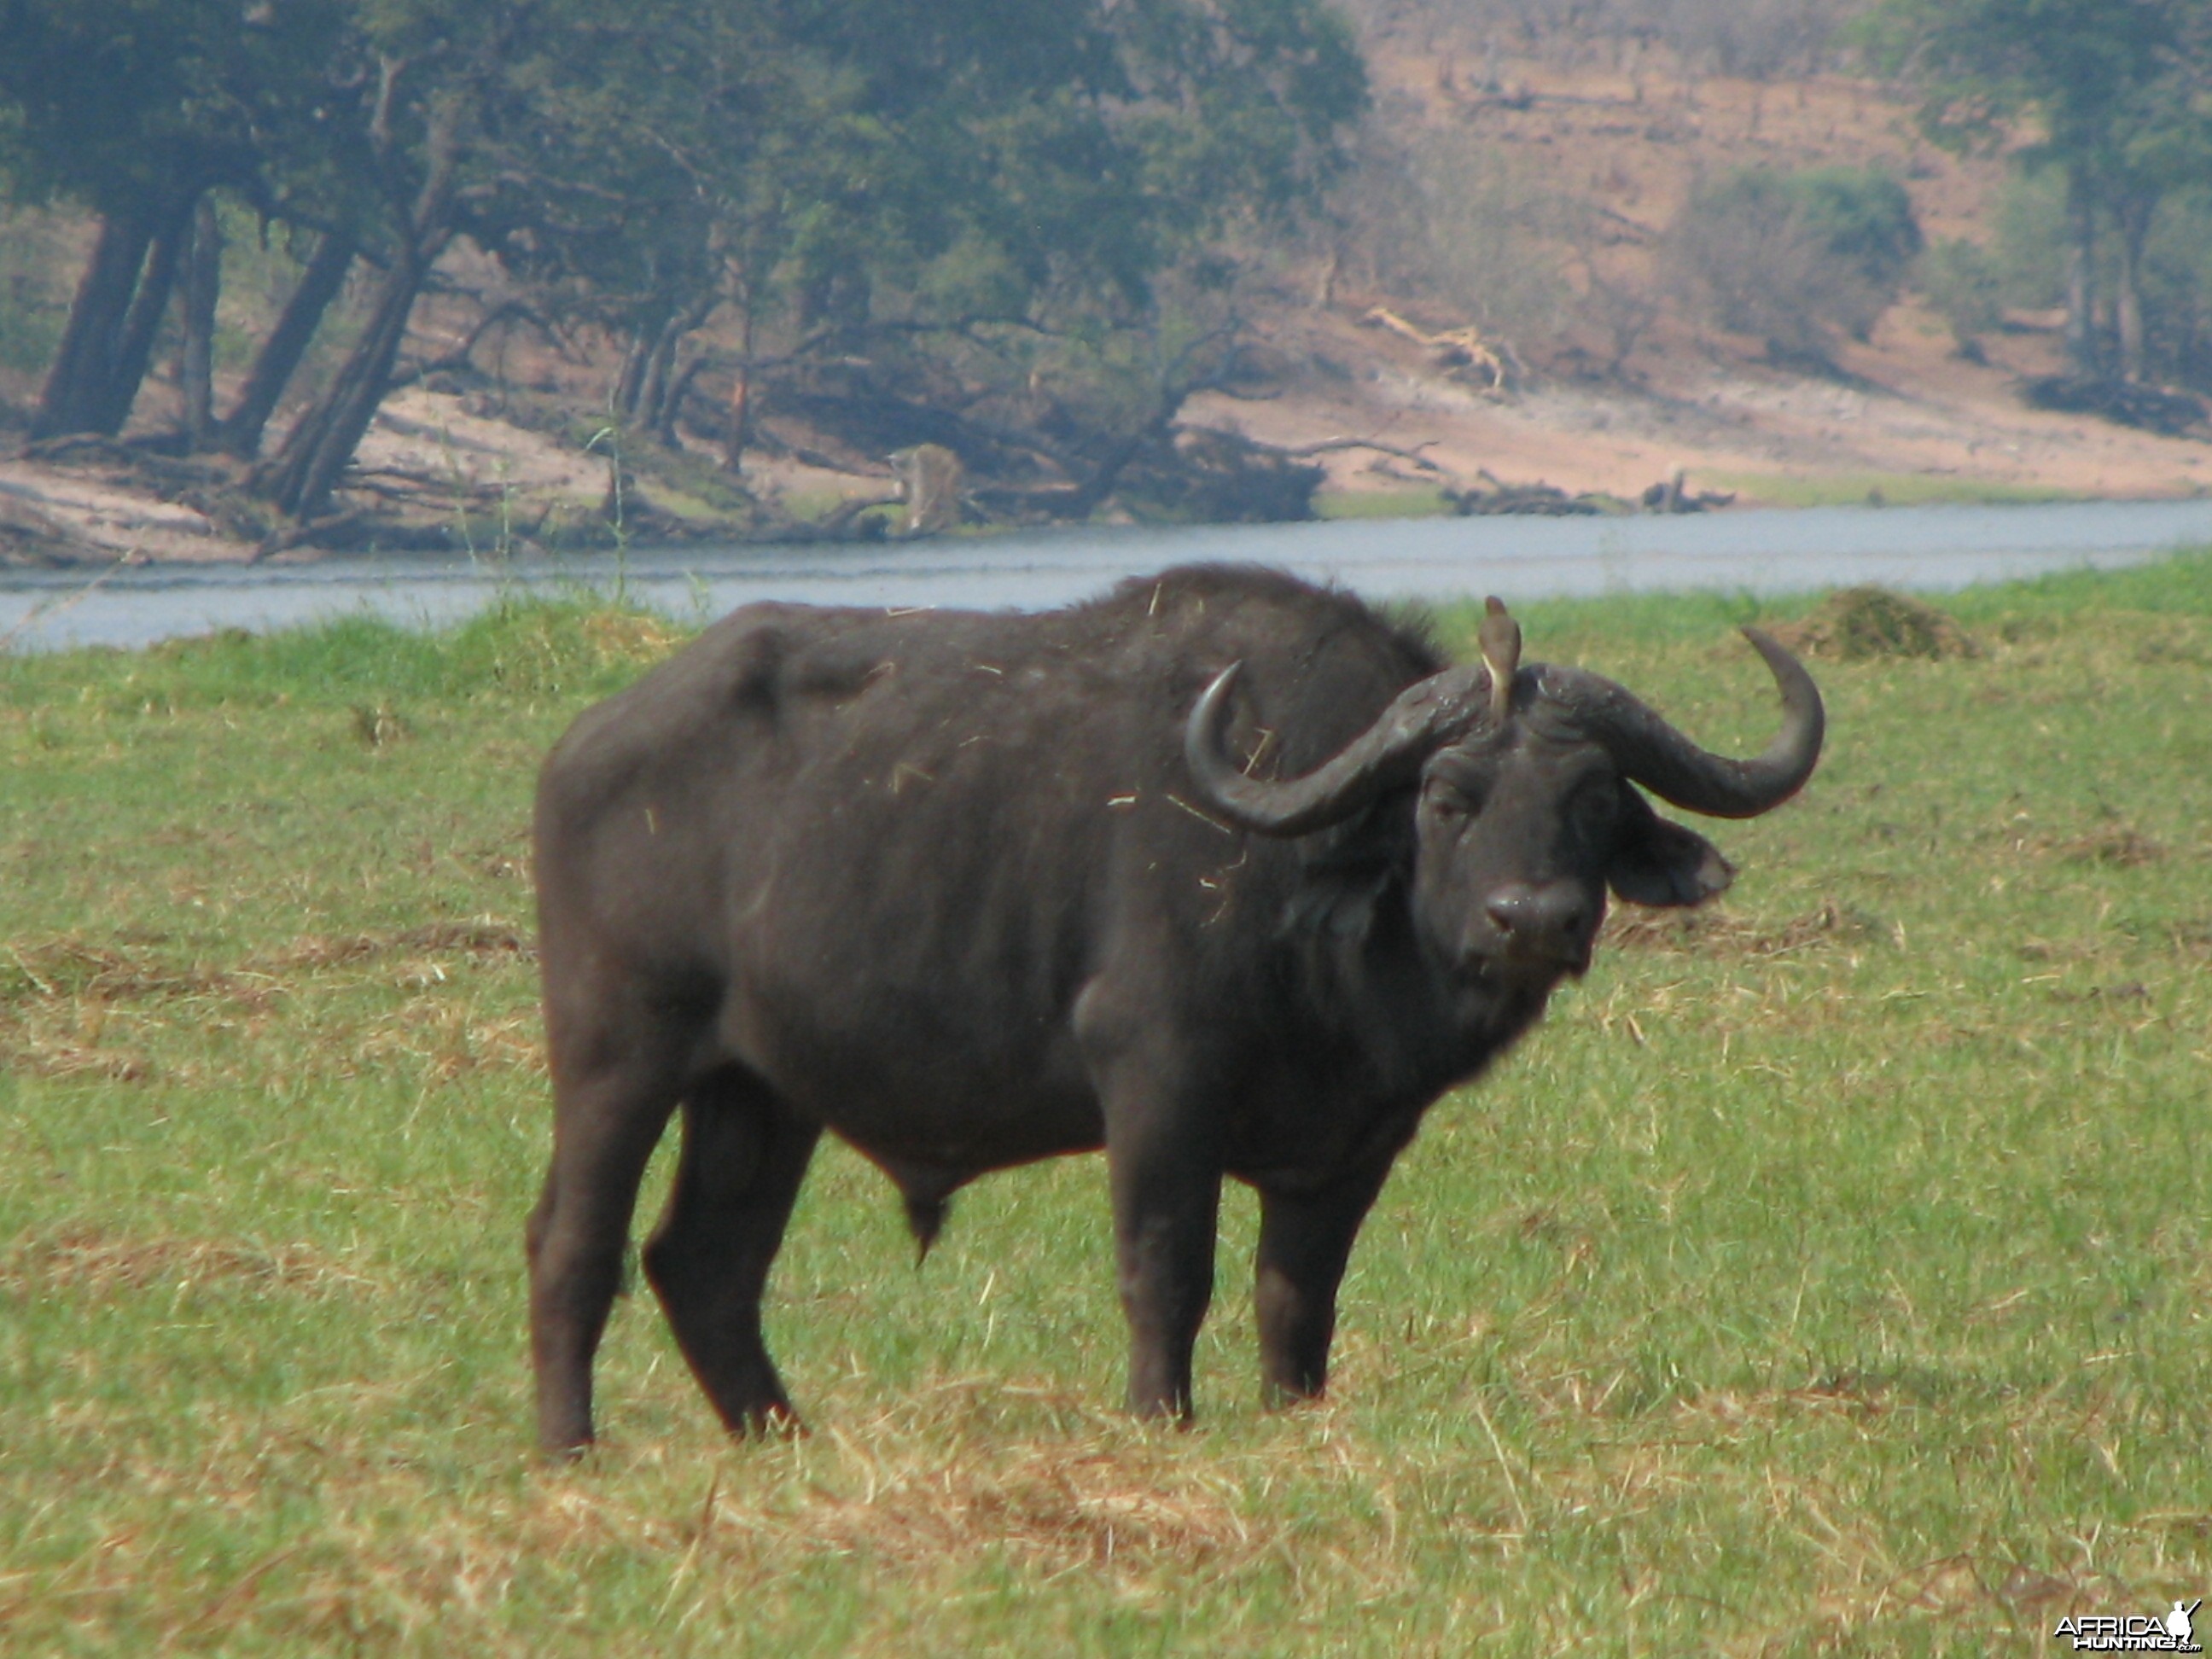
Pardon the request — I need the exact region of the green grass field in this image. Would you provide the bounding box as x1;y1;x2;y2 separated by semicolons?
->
3;557;2209;1654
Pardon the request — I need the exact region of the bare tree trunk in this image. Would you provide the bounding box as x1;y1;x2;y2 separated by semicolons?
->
252;243;439;521
218;230;357;460
253;86;462;523
651;292;717;446
652;352;707;446
635;315;679;423
617;288;716;444
724;286;757;473
177;198;224;449
613;320;657;418
31;193;196;441
95;194;197;434
2114;191;2152;383
1066;403;1178;521
2064;166;2098;375
32;212;155;439
1060;323;1249;519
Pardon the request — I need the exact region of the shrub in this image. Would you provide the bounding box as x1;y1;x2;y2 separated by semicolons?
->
1325;114;1581;350
1665;166;1924;361
1918;237;2006;350
1992;171;2069;311
1786;167;1924;296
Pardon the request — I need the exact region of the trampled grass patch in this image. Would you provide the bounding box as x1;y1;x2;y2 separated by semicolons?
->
2;567;2208;1653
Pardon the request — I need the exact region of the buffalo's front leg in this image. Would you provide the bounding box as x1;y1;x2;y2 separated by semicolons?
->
1080;969;1225;1419
1253;1159;1398;1406
1107;1127;1222;1420
642;1067;819;1436
1091;1054;1223;1419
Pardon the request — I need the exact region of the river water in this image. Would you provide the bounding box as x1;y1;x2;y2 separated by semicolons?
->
4;496;2209;652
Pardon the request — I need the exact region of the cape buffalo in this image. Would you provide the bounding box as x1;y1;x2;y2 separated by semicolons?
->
527;565;1822;1453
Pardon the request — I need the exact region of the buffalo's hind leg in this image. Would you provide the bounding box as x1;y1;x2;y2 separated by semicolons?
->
527;1021;690;1458
643;1066;820;1436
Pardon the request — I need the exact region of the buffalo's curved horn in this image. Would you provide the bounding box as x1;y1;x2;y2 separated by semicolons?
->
1184;661;1486;836
1538;628;1824;819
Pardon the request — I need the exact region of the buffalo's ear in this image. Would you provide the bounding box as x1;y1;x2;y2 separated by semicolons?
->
1606;784;1734;908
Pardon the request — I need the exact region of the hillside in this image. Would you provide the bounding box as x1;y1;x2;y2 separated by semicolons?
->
1199;52;2210;507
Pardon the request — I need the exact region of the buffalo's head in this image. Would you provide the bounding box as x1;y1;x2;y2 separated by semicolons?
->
1185;600;1824;987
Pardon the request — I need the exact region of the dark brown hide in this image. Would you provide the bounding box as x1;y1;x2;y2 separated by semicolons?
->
527;566;1822;1452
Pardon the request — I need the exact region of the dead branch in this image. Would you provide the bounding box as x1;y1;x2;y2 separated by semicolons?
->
1283;437;1447;473
348;466;509;500
391;297;562;388
1363;308;1511;390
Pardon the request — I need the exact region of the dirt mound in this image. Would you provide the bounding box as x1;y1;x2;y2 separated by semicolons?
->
1770;586;1979;661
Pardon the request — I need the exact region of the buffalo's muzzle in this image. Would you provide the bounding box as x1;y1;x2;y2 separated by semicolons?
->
1477;882;1595;972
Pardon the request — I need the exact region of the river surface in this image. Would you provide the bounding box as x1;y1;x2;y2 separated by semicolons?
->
4;496;2210;652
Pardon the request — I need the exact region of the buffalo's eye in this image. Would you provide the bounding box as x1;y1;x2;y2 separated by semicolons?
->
1422;777;1481;822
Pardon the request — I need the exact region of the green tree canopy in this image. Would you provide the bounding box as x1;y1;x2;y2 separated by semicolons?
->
0;0;357;437
1870;0;2212;379
1665;165;1923;362
0;0;1365;517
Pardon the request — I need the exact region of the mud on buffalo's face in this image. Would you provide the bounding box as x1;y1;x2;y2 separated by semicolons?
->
1185;602;1825;986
